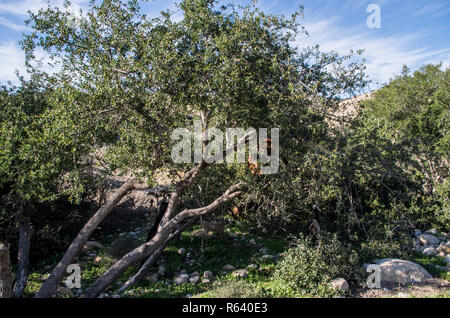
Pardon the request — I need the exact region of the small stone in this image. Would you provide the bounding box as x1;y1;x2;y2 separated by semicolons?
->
419;234;441;246
202;279;211;284
129;231;137;236
112;294;121;298
247;264;258;270
203;270;213;279
146;274;158;283
178;248;186;255
232;269;249;278
259;247;271;254
425;229;438;235
223;264;236;271
414;229;422;237
186;294;192;298
180;269;187;274
437;242;450;254
330;278;349;292
260;254;275;261
434;265;447;271
422;247;438;256
94;256;102;264
249;239;256;245
397;292;409;298
174;273;190;285
444;255;450;264
157;265;166;276
84;241;104;250
189;276;200;284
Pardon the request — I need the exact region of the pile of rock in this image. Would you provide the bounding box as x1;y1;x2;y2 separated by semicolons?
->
414;229;450;263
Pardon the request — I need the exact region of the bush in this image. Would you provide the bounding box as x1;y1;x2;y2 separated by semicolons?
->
274;233;363;297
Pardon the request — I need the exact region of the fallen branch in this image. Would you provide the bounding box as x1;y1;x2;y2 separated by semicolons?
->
83;182;245;298
118;218;197;293
35;178;146;298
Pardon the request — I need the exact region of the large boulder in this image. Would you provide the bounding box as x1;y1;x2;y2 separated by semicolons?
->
371;258;432;285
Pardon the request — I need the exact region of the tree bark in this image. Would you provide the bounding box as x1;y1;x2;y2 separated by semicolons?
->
12;216;32;298
0;242;13;298
35;178;145;298
83;183;244;298
119;218;197;293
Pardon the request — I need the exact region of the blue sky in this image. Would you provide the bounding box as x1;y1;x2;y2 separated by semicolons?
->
0;0;449;89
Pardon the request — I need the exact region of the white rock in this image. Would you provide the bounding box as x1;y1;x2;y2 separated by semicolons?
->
425;229;438;235
202;279;211;284
422;247;438;256
330;278;349;292
189;276;200;284
371;258;432;285
249;239;256;245
83;241;104;250
174;273;190;285
178;248;186;255
203;270;213;279
223;264;236;271
419;234;441;246
232;269;249;278
247;264;258;270
437;242;450;254
260;254;275;261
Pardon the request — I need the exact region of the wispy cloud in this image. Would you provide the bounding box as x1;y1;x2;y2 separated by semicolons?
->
0;16;32;31
296;18;450;87
0;41;26;83
0;0;89;16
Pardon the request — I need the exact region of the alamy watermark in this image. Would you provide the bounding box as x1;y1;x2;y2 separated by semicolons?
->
171;120;280;175
366;264;381;289
367;4;381;29
65;264;81;289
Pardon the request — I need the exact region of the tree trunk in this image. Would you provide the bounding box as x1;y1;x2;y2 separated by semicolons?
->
83;183;243;298
12;216;32;298
0;242;13;298
35;178;144;298
119;218;197;293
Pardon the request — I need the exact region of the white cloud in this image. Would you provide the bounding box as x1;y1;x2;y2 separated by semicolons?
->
296;18;450;88
0;0;89;16
0;16;32;31
0;41;26;84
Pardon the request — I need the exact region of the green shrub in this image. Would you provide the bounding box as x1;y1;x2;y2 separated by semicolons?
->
274;233;363;297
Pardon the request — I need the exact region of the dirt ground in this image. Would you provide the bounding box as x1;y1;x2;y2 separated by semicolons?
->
356;278;450;298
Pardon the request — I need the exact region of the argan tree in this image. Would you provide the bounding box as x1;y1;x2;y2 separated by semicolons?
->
18;0;366;297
